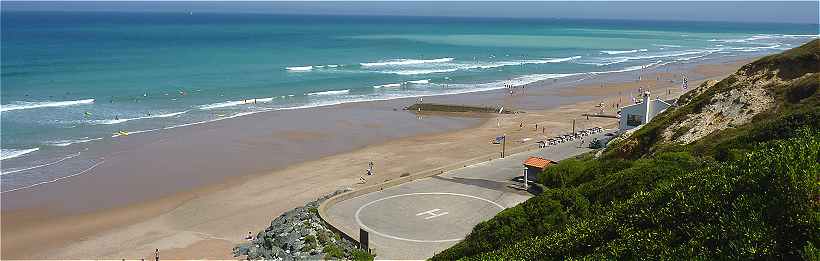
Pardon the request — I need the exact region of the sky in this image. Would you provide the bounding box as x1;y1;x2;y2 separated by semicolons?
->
2;1;819;24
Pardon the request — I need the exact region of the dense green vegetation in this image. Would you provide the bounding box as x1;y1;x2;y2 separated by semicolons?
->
460;129;818;260
432;40;819;260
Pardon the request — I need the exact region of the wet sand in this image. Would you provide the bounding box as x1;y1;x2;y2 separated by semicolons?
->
1;57;752;259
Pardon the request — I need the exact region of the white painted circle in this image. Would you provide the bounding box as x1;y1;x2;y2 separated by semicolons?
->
354;192;504;243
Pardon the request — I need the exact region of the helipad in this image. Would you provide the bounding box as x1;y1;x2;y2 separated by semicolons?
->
355;192;504;243
325;132;607;259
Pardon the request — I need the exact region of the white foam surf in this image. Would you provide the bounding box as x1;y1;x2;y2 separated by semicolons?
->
373;83;402;89
406;79;431;84
45;137;104;147
652;44;683;48
198;97;274;110
199;100;248;110
584;50;712;66
1;152;82;176
503;73;582;86
374;79;432;88
383;68;460;75
307;89;350;96
1;99;95;112
1;159;105;194
707;34;817;44
361;57;454;67
543;56;582;63
378;56;581;75
601;49;648;55
111;128;163;138
1;148;40;161
728;43;785;52
476;56;582;69
286;66;313;72
93;111;188;125
591;60;665;74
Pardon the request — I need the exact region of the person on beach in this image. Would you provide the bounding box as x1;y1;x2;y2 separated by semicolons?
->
360;176;366;184
246;231;253;241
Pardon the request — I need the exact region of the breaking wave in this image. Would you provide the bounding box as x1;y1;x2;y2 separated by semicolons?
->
361;57;454;67
307;89;350;96
1;148;39;161
93;111;188;125
1;99;95;112
601;49;648;55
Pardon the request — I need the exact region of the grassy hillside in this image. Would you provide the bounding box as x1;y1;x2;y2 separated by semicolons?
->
432;39;819;260
608;39;819;160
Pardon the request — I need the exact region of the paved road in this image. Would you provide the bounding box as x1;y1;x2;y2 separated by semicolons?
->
326;131;610;260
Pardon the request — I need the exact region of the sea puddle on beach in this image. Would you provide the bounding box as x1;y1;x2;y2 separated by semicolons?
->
2;11;818;195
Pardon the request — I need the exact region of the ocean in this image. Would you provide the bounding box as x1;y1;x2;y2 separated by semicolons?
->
1;11;817;192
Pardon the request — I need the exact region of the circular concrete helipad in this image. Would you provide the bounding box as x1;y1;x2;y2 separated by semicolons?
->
354;192;504;243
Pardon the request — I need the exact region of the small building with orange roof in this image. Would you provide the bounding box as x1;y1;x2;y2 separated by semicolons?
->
523;156;557;180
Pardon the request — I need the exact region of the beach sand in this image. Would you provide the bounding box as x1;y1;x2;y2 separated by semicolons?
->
1;58;752;259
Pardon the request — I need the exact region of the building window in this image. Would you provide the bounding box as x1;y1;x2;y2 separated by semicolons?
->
627;114;642;127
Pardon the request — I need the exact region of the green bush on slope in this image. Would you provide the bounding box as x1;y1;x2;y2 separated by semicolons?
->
465;129;819;260
433;189;591;260
434;151;705;260
606;40;819;160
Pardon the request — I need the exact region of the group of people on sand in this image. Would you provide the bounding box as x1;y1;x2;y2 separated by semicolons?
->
504;82;525;95
360;161;375;184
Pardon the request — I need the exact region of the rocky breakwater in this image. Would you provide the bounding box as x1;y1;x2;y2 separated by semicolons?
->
233;189;373;260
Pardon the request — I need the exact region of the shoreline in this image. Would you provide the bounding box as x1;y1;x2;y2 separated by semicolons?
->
1;56;754;259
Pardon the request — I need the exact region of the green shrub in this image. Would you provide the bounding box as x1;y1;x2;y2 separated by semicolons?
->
461;128;819;260
317;230;331;245
308;206;319;216
785;73;819;103
302;235;317;252
578;151;700;204
435;128;818;260
351;249;375;261
323;243;344;259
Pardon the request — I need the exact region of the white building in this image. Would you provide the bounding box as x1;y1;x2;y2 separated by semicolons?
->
618;91;671;131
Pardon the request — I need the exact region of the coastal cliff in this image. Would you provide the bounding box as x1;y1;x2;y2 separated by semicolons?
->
433;39;819;260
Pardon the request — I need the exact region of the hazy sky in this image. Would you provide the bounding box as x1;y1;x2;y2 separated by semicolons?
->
3;1;819;24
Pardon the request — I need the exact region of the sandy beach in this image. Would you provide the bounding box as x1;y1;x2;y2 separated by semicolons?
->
1;58;752;259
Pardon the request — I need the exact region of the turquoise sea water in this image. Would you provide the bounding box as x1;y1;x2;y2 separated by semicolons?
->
1;12;817;185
